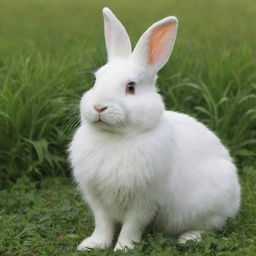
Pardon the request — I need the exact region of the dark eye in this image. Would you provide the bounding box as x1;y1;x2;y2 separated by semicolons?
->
126;81;136;94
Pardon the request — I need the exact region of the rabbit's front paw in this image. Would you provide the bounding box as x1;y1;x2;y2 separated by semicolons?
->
114;240;135;251
77;235;111;250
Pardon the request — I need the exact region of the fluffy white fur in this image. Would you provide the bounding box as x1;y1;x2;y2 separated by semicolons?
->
69;7;240;251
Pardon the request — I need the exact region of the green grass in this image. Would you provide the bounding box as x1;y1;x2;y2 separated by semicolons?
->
0;0;255;185
0;0;256;255
1;166;256;256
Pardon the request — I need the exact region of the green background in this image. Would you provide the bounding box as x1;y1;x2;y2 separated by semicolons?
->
0;0;255;255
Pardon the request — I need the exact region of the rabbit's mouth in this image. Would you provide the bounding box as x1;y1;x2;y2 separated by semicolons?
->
92;118;123;133
90;114;126;133
95;118;107;125
82;103;127;132
93;116;113;127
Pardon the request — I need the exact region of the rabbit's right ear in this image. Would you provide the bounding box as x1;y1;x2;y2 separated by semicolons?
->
103;8;132;61
131;17;178;73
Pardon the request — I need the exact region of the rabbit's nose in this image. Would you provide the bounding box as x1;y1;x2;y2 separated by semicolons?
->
94;105;108;113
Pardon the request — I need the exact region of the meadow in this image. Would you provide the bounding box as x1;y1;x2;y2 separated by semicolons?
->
0;0;255;255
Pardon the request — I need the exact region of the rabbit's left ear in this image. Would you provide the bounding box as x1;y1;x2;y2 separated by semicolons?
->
103;7;132;61
131;17;178;73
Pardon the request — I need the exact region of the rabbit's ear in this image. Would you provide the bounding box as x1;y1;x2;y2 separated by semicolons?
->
103;7;132;61
131;17;178;73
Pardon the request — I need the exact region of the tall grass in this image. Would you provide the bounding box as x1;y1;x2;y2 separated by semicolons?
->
0;0;255;187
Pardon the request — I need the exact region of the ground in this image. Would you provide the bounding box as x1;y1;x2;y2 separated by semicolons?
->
1;166;255;256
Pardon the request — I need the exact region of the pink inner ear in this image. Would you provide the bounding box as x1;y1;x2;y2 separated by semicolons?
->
148;22;174;65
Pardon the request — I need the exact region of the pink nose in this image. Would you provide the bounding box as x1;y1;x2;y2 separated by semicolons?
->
94;106;108;113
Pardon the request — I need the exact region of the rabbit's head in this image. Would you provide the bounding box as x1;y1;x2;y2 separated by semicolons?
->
80;8;178;134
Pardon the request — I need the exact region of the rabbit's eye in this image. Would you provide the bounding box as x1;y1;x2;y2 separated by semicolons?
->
126;81;136;94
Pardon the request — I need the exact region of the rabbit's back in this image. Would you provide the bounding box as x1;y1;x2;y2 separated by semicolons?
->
164;111;231;162
154;111;240;234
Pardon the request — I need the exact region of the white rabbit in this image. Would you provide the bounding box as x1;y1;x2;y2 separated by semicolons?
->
69;7;240;251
